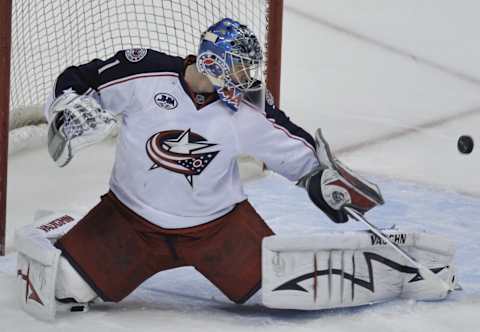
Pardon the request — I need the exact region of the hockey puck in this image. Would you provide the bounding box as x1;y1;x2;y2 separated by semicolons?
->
457;135;474;154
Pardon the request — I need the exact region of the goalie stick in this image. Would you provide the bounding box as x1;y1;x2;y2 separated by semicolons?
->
343;206;452;296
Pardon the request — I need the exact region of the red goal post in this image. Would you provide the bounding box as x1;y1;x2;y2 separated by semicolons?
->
0;0;283;255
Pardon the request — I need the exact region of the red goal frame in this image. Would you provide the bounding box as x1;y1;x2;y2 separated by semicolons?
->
0;0;12;256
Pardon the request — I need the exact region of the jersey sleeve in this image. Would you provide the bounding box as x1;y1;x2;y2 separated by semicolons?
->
235;95;320;182
45;49;184;119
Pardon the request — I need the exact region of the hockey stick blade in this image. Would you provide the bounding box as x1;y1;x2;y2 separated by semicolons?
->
343;206;451;296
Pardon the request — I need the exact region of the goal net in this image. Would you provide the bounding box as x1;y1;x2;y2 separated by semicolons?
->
8;0;281;151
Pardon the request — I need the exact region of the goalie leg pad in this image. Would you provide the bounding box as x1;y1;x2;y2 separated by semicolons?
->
15;210;96;321
56;257;97;303
16;226;62;321
262;230;456;310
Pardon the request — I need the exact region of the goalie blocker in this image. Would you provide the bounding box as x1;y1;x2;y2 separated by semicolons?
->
298;129;385;224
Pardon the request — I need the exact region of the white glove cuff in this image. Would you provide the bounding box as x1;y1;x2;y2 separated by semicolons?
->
320;168;352;210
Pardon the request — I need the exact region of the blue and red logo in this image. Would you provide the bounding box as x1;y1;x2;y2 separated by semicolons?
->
146;129;219;187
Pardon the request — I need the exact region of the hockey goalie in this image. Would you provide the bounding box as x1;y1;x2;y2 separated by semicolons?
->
15;18;457;321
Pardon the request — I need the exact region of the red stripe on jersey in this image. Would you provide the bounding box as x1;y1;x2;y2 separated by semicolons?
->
242;100;317;156
269;120;317;156
98;72;179;90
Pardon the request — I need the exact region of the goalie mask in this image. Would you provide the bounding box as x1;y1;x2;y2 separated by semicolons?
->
197;18;264;112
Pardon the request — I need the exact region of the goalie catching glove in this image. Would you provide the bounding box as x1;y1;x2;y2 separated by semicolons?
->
47;92;117;167
299;129;384;223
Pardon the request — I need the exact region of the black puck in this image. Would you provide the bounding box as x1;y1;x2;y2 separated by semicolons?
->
457;135;474;154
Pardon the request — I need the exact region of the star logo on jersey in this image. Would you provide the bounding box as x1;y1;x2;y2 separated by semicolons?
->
146;129;220;187
17;264;44;306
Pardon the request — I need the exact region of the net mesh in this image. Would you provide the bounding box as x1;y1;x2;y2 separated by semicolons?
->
10;0;270;114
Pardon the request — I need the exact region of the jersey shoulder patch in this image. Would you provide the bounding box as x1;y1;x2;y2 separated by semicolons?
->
98;49;185;86
118;48;184;72
124;48;148;62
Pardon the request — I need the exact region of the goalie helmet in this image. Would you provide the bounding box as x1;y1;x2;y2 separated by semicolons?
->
197;18;264;111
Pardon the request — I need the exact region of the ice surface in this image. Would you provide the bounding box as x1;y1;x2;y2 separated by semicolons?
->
282;0;480;196
1;172;479;331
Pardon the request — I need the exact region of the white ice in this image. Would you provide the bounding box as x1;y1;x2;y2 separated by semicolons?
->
2;1;480;331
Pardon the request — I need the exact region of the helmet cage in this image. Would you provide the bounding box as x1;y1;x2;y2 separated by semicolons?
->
197;50;262;93
224;50;262;91
196;18;264;111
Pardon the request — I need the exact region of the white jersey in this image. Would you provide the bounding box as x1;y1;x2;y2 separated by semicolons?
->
48;49;319;228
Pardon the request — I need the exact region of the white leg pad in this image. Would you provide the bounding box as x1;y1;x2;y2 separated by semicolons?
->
262;230;456;310
16;225;62;321
15;210;93;321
